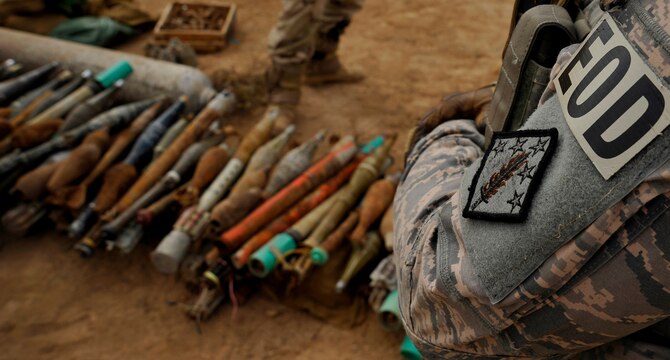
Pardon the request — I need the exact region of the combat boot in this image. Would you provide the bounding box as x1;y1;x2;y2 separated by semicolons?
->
304;52;364;86
305;16;364;86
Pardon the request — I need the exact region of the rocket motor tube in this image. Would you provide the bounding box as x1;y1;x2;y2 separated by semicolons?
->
136;183;186;225
247;232;299;278
230;158;363;268
0;61;59;105
27;61;133;125
120;96;187;167
113;91;235;215
59;80;123;132
9;69;72;118
246;189;343;277
244;136;387;275
100;136;213;240
310;210;359;266
218;139;358;253
27;70;90;120
303;136;395;249
152;118;188;159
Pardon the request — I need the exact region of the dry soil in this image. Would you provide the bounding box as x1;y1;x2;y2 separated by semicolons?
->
0;0;514;359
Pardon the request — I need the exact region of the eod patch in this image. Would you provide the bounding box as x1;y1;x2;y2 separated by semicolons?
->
555;13;670;180
463;129;557;222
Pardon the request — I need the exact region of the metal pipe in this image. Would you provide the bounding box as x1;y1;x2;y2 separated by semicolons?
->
0;28;216;111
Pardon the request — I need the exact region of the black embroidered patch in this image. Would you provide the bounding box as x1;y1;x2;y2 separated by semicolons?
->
463;129;558;222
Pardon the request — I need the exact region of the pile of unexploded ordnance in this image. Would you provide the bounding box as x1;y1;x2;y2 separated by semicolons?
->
0;59;406;338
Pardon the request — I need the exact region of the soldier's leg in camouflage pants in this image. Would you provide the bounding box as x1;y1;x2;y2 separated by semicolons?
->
267;0;363;108
306;0;364;85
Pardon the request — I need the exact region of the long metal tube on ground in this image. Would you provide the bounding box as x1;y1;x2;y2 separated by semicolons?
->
0;28;216;111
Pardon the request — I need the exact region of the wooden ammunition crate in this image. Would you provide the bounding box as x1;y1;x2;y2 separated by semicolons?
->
153;1;236;53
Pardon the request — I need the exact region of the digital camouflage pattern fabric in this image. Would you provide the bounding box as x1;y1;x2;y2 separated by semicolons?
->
394;0;670;357
395;119;670;359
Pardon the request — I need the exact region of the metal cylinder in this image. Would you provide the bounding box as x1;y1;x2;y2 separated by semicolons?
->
151;229;192;274
0;28;216;111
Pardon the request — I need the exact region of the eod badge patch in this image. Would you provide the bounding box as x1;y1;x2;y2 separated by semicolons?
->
555;13;670;180
463;129;557;222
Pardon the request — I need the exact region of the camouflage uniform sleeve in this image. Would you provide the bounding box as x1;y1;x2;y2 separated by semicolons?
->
396;123;670;358
396;1;670;357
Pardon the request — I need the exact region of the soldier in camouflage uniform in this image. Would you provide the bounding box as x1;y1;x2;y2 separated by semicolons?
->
265;0;364;123
395;0;670;358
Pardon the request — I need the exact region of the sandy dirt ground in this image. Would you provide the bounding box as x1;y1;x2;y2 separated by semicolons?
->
0;0;514;359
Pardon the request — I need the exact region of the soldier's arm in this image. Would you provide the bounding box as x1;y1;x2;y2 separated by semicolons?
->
395;1;670;356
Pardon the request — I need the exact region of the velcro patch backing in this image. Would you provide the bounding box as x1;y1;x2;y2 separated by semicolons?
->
463;129;558;222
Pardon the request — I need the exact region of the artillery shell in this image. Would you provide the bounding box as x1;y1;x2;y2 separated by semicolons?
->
335;231;382;293
350;176;398;244
263;130;325;197
15;98;162;209
0;98;160;177
11;119;63;150
12;161;60;201
173;143;230;207
93;162;138;213
231;125;295;195
47;128;110;192
53;101;164;210
153;105;281;273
